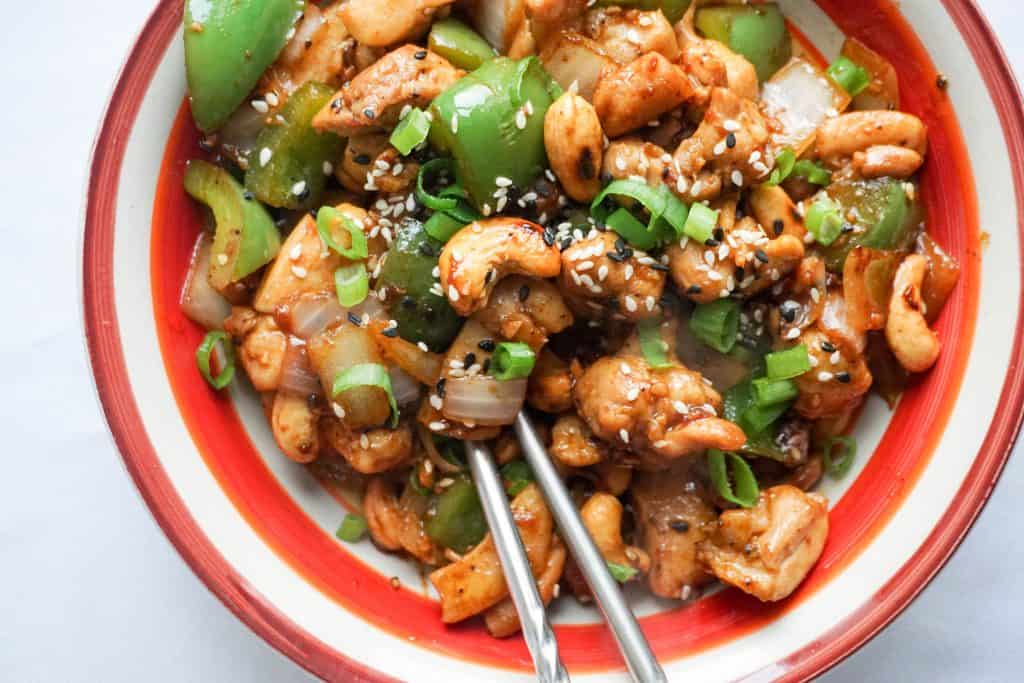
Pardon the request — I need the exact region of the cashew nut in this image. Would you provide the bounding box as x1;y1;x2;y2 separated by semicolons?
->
550;414;607;468
749;184;807;241
229;312;288;392
580;493;650;577
363;476;404;551
527;349;574;414
886;254;941;372
321;417;413;473
270;390;321;463
816;111;927;166
544;92;604;202
852;144;924;179
439;218;561;316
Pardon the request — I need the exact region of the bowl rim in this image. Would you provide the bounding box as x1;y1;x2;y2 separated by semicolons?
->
82;1;1024;681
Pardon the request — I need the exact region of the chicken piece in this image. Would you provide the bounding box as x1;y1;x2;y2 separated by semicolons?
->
336;134;419;194
675;3;758;101
593;52;696;138
699;485;829;602
527;349;573;414
474;276;574;351
260;2;352;97
559;232;666;321
271;390;321;463
550;414;607;468
339;0;455;47
573;353;745;469
583;7;680;65
673;88;772;199
793;329;873;420
321;417;414;473
484;537;566;637
224;308;288;391
363;475;441;564
313;45;462;136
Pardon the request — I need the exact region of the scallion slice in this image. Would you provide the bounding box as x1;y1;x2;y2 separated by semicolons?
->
827;56;871;96
638;319;674;369
334;263;369;307
739;401;791;434
491;342;536;380
751;377;799;406
336;513;368;542
332;363;399;427
605;207;660;251
389;108;431;155
793;159;832;186
765;344;811;380
196;330;236;389
416;158;461;212
805;196;844;246
606;561;638;583
316;206;369;260
766;148;797;186
823;435;857;478
500;460;534;496
408;468;431;496
591;179;686;248
689;299;740;354
708;449;760;508
682;202;719;244
423;210;466;242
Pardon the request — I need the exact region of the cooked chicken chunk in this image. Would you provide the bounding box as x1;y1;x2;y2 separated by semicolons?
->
339;0;455;48
793;328;873;419
583;7;680;64
474;276;574;351
594;52;696;138
559;232;666;321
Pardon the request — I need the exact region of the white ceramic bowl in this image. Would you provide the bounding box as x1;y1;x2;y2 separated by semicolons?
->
84;1;1024;680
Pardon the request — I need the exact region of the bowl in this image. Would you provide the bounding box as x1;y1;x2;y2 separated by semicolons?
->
83;1;1024;680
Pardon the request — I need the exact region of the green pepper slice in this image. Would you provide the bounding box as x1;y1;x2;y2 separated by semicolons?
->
428;18;497;71
695;4;792;82
429;57;561;212
820;177;922;271
184;159;281;291
424;477;488;553
184;0;304;132
377;218;463;351
244;82;345;210
597;0;693;23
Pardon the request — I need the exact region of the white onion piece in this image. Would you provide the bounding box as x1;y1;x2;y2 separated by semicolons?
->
389;366;421;407
441;376;527;426
180;232;232;330
278;4;324;67
279;340;322;397
284;292;385;339
821;289;866;355
217;103;266;164
307;322;391;429
470;0;522;51
761;57;851;155
540;32;614;102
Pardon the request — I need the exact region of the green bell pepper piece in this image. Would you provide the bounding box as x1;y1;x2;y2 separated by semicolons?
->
184;159;281;291
820;178;922;271
597;0;693;23
425;477;488;553
723;375;792;462
429;57;562;212
244;82;345;210
184;0;304;132
428;18;497;71
696;4;792;82
377;218;463;351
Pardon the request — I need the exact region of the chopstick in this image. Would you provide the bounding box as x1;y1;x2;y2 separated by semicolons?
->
514;412;667;683
465;440;570;683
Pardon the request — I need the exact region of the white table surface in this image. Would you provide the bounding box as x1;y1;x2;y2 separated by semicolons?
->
2;1;1021;680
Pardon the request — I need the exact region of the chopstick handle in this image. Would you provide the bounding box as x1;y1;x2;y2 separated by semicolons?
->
465;441;570;683
515;412;667;683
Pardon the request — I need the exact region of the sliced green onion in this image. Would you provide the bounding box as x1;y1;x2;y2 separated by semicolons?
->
500;460;534;496
606;561;638;583
336;513;368;542
689;299;741;354
682;202;719;244
605;207;660;251
408;468;431;496
331;363;399;427
316;206;369;260
723;377;754;423
766;148;796;186
638;319;674;369
752;377;799;406
823;435;857;478
424;210;466;242
806;196;844;246
792;159;832;186
389;108;431;155
739;400;791;434
416;158;460;212
657;184;690;236
765;345;811;380
708;450;760;508
827;55;871;96
491;342;536;380
591;179;667;220
196;330;236;389
334;263;369;307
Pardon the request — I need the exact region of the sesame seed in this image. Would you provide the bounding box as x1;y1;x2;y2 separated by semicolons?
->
332;403;346;419
429;421;446;431
259;147;273;167
450;113;458;134
322;161;333;175
624;296;638;312
417;342;430;352
731;170;744;187
289;243;303;260
216;253;228;266
674;401;689;414
265;92;279;107
723;119;740;132
620;362;632;375
251;99;269;113
624;264;634;280
645;296;656;311
495;176;513;187
515;109;527;129
291;265;308;279
619;429;630;443
785;327;801;340
448;285;460;301
713;140;727;156
291;180;307;196
430;395;443;410
830;351;842;365
524;100;534;116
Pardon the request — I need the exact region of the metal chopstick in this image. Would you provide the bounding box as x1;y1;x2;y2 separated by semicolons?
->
514;412;667;683
465;440;570;683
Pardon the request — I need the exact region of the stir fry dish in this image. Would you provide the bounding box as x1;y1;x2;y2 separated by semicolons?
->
179;0;960;634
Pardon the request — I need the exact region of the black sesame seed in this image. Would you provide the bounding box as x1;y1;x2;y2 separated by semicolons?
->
686;285;703;295
363;108;376;120
518;284;530;302
714;227;725;241
354;153;371;165
243;190;254;201
543;226;556;246
436;378;446;398
821;340;836;353
484;269;495;285
734;267;745;280
559;237;573;251
382;327;399;338
607;251;626;263
650;262;669;272
705;237;720;248
836;372;852;384
936;73;949;90
841;223;855;234
481;358;491;373
414;49;428;60
725;132;737;149
755;248;769;263
478;339;496;352
669;520;690;533
198;137;215;153
779;301;800;323
347;312;362;326
401;296;417;309
773;219;784;236
418;242;436;257
464;352;477;367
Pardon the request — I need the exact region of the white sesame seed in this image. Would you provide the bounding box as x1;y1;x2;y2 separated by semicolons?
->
731;170;744;187
619;429;630;443
624;296;638;312
392;163;404;176
626;387;640;401
707;270;723;281
495;176;513;187
450;113;459;134
291;265;308;279
830;351;842;365
481;203;492;216
430;395;443;410
784;327;801;340
620;362;632;375
265;92;279;107
251;99;269;113
259;147;272;167
704;250;716;266
291;180;307;196
448;285;460;301
429;421;446;431
624;264;634;280
713;140;727;156
524;100;534;116
723;119;740;132
808;355;819;367
810;288;821;303
597;265;609;281
577;260;594;271
289;242;303;260
515;110;527;130
216;253;228;266
818;371;835;382
322;161;333;175
674;401;689;414
417;342;430;352
690;180;704;196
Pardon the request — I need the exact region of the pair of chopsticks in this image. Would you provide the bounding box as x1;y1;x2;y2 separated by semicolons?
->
464;412;667;683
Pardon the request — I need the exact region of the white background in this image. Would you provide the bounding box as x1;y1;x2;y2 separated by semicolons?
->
1;1;1021;680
